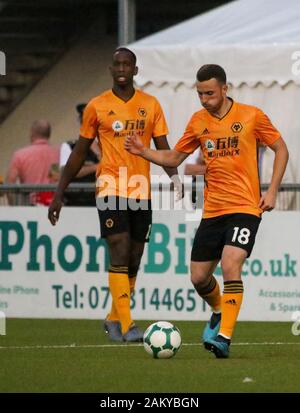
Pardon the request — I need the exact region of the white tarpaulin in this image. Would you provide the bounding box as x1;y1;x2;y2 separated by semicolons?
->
131;0;300;88
130;0;300;197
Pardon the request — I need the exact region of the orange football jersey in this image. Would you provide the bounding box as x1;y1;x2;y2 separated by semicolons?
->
80;89;168;199
175;100;281;218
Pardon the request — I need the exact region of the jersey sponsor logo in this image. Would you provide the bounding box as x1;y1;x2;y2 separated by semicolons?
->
112;120;124;132
202;128;210;135
216;136;239;150
204;139;215;152
231;122;243;133
208;148;240;158
113;119;146;137
124;119;145;130
108;110;116;116
206;136;240;158
138;108;147;117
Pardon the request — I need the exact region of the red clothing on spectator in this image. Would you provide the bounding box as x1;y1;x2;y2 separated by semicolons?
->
33;191;56;206
8;139;59;184
7;138;59;206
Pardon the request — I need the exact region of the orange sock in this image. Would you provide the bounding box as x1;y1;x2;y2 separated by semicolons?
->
108;275;137;321
196;275;221;312
219;280;244;339
107;301;119;321
108;267;133;334
107;265;128;321
202;277;221;312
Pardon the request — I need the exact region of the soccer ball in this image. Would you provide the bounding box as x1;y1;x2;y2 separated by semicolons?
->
143;321;182;359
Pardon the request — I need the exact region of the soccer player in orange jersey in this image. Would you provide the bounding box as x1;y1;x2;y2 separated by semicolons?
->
48;48;181;342
125;64;289;357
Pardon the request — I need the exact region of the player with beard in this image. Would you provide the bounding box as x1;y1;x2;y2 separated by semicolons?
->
125;64;289;357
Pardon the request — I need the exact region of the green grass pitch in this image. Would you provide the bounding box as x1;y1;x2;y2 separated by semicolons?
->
0;319;299;393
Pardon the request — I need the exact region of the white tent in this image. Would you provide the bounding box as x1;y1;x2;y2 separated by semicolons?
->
130;0;300;203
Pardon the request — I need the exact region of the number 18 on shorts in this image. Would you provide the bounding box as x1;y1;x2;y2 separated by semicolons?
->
191;213;261;262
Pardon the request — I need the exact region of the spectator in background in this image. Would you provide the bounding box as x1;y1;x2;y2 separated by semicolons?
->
59;103;100;206
35;163;60;206
6;119;59;205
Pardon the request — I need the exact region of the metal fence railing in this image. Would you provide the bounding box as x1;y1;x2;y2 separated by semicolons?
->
0;182;300;210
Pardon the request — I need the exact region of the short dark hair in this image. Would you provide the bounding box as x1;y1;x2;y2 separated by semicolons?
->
76;103;86;115
113;47;137;65
76;103;86;123
196;64;226;84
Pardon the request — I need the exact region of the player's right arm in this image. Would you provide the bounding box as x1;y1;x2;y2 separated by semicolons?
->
125;134;188;167
48;136;93;225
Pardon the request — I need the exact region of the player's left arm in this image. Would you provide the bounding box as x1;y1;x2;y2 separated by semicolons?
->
154;136;183;199
259;137;289;212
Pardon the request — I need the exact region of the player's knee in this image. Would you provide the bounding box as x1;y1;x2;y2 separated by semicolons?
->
190;270;209;288
107;235;130;265
221;259;242;278
129;246;144;274
109;246;130;266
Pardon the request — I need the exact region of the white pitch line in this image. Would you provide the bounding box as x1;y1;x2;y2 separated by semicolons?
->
0;342;299;350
